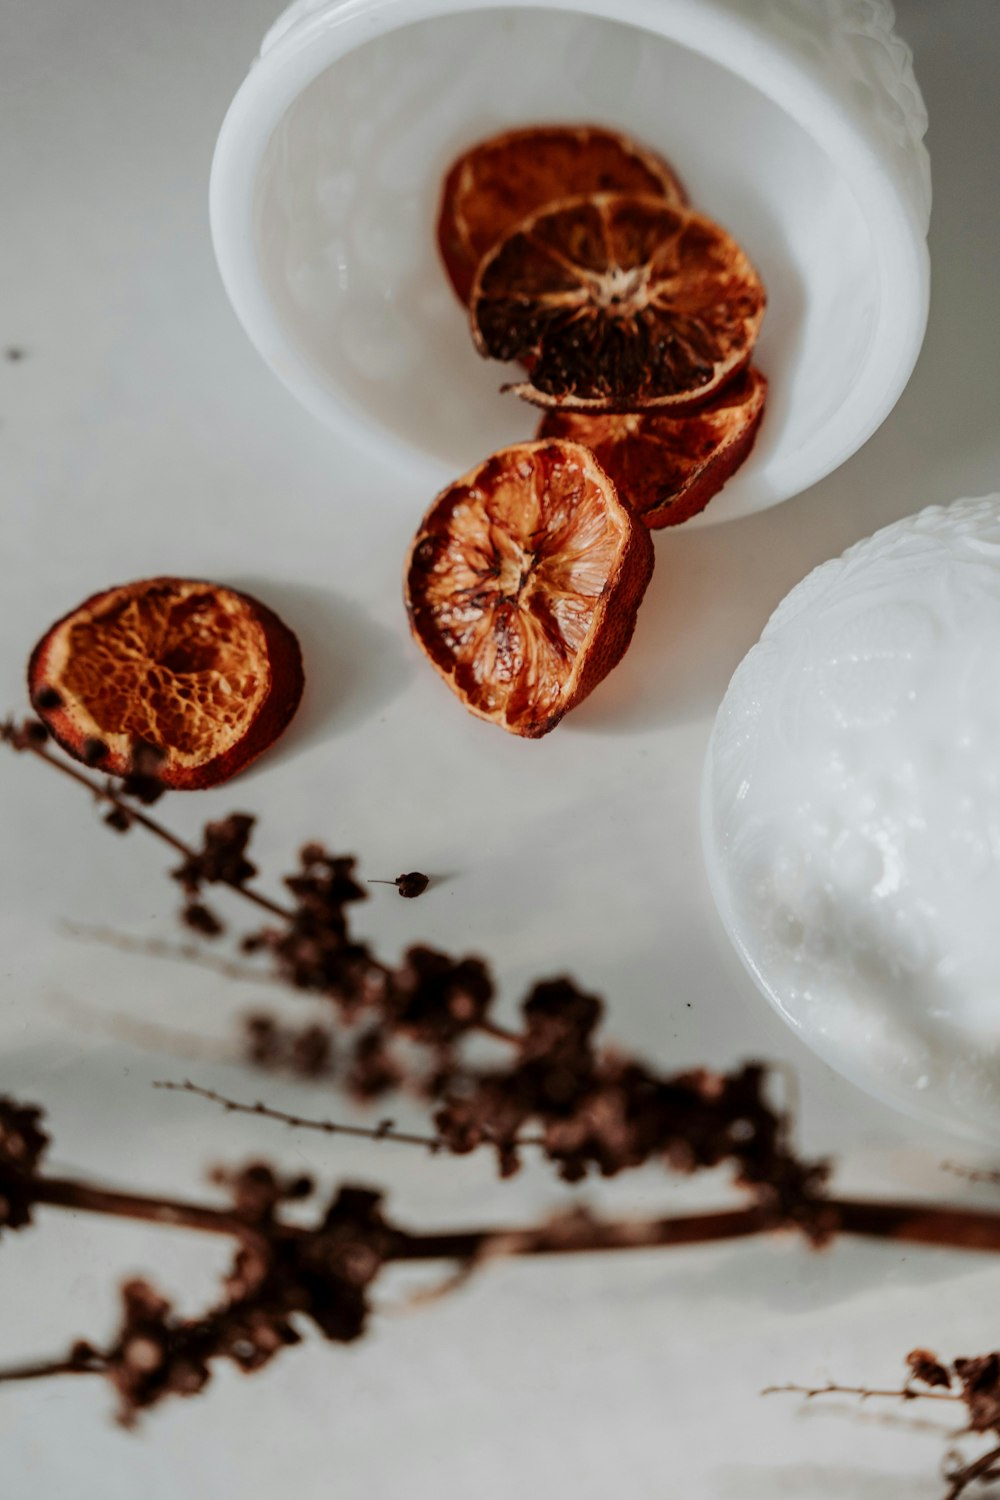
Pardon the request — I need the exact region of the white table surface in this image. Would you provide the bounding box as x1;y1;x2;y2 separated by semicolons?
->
2;2;1000;1496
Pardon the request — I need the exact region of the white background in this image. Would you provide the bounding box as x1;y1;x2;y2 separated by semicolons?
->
2;2;1000;1496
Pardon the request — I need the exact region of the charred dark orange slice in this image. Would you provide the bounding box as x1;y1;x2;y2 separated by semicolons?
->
471;192;765;413
405;441;654;738
437;125;687;305
537;367;767;527
28;578;304;789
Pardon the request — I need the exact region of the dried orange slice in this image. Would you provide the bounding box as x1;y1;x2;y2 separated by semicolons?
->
405;440;654;738
537;367;768;528
28;578;304;789
471;192;765;413
437;125;687;304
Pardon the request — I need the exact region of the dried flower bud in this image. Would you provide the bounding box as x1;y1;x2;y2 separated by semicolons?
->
239;1014;335;1078
347;1027;402;1100
174;814;257;893
521;977;603;1062
386;946;494;1044
181;902;224;938
120;740;167;805
370;873;430;898
907;1349;953;1390
210;1161;314;1223
1;717;50;751
0;1097;50;1233
953;1353;1000;1433
290;1024;334;1078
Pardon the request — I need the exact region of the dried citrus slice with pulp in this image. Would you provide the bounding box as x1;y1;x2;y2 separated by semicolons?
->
29;577;304;789
405;440;654;738
437;124;687;304
471;192;765;413
537;367;768;528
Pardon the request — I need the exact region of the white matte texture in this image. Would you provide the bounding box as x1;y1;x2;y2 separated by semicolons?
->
3;3;1000;1499
210;0;931;521
705;495;1000;1140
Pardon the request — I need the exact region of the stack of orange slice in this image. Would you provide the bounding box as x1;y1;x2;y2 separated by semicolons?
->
438;124;768;529
405;125;768;738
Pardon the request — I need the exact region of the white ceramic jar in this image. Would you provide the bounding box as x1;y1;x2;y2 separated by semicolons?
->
703;495;1000;1142
210;0;931;522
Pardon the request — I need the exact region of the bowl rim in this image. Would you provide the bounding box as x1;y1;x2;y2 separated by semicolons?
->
209;0;931;521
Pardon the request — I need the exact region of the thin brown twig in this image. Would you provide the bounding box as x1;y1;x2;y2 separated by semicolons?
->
15;737;292;922
393;1204;773;1262
19;1156;1000;1277
27;1174;260;1242
763;1382;961;1405
6;1143;775;1263
0;1354;102;1387
835;1198;1000;1253
19;1163;773;1260
157;1078;554;1153
154;1080;450;1152
945;1441;1000;1500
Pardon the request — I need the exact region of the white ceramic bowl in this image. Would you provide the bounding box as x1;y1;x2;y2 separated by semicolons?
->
210;0;931;522
703;495;1000;1143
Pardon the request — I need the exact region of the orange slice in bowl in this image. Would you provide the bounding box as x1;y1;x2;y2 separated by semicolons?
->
28;578;304;789
405;440;654;738
471;192;765;413
537;367;768;528
437;124;687;305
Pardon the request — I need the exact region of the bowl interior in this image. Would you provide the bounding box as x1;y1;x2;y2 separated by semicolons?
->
254;7;878;518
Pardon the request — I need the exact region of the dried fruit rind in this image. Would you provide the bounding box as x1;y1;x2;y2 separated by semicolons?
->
28;578;304;789
537;368;768;527
405;441;654;738
471;192;765;413
437;124;687;305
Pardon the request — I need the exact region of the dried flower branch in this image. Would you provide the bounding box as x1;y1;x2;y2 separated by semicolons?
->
9;714;1000;1497
4;721;830;1218
8;1090;1000;1447
2;720;290;921
769;1351;1000;1499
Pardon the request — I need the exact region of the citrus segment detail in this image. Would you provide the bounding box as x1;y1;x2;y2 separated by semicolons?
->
537;368;768;527
28;578;304;789
437;125;686;306
405;441;654;737
471;193;765;412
